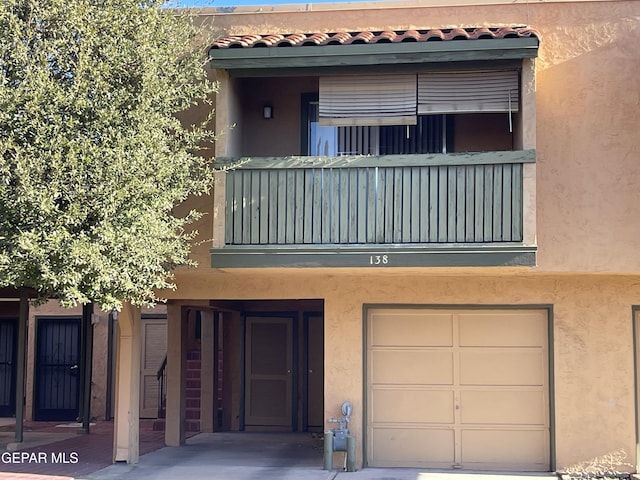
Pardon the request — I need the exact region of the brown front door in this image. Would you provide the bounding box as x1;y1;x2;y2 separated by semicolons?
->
244;316;293;430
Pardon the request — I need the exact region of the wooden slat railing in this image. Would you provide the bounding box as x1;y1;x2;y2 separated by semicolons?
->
223;152;532;246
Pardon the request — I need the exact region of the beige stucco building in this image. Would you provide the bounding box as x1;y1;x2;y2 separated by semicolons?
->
160;0;640;472
2;0;639;474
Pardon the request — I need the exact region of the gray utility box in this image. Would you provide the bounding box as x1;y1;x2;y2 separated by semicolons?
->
333;427;348;451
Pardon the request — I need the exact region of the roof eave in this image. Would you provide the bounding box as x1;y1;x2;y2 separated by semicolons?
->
209;37;539;76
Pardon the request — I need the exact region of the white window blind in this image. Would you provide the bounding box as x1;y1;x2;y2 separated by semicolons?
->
418;70;520;114
319;74;417;127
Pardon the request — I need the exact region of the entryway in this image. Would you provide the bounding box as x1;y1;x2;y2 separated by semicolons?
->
34;316;82;421
203;300;324;434
140;315;167;418
241;305;324;433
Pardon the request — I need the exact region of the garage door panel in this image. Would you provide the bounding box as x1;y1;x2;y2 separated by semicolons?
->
370;428;454;465
459;312;546;347
366;308;550;471
460;350;545;385
370;311;453;347
461;429;549;466
371;350;453;385
371;388;454;423
460;390;545;425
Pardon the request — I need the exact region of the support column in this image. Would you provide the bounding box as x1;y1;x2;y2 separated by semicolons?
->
200;310;215;433
80;303;94;434
222;311;242;431
11;292;28;447
520;57;537;247
113;303;141;463
165;302;187;446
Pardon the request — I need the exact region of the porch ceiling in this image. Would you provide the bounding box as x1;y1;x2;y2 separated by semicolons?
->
209;27;540;76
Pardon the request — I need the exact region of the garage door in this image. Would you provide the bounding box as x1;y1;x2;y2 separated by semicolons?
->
366;308;549;471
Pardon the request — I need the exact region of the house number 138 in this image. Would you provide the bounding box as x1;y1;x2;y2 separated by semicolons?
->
369;255;389;265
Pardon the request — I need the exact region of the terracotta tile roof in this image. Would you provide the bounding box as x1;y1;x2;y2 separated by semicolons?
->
210;27;539;49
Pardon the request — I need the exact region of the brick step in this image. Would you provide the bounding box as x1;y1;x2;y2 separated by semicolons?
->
186;388;201;399
185;409;200;420
186;379;201;389
152;418;165;431
187;359;201;371
185;419;200;432
151;418;200;433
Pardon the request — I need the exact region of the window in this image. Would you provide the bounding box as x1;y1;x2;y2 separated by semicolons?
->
303;69;519;155
306;99;451;155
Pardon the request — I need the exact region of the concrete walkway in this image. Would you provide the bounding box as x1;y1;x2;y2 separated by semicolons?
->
85;432;558;480
0;419;164;479
0;420;559;480
86;431;333;480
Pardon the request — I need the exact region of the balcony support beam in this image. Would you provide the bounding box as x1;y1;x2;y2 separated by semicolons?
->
211;245;536;269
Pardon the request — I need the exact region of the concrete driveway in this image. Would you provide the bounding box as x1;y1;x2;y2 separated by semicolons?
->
0;420;559;480
85;432;558;480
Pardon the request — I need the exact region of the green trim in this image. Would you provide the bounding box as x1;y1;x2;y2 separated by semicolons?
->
211;244;536;268
548;305;556;473
362;303;369;468
210;38;539;74
633;306;640;472
216;149;536;170
218;59;525;78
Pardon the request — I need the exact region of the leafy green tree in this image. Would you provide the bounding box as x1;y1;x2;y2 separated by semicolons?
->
0;0;217;310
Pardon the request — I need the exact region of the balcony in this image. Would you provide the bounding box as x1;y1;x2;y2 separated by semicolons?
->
211;150;536;268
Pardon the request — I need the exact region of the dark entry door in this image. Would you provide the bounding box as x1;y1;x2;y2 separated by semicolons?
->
0;317;17;417
244;316;293;430
34;317;81;421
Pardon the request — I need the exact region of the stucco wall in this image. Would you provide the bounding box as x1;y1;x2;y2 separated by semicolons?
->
165;0;640;472
236;77;318;157
200;0;640;273
168;269;638;470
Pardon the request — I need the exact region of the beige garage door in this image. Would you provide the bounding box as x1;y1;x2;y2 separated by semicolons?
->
367;308;549;471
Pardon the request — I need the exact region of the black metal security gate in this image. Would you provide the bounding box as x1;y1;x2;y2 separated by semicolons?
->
34;317;81;421
0;317;17;417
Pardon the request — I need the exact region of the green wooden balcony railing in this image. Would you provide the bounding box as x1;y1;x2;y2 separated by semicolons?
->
221;150;534;247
